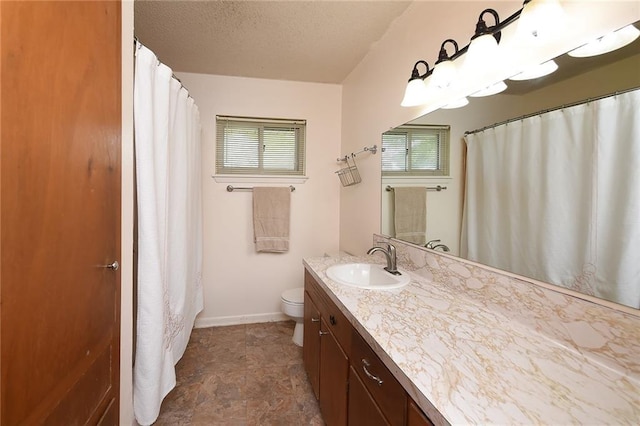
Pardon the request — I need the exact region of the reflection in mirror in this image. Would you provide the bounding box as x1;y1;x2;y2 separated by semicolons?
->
381;22;640;309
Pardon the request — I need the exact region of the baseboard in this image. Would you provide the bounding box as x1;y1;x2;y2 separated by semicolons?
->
194;312;289;328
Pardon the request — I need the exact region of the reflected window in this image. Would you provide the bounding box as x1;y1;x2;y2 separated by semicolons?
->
382;125;450;176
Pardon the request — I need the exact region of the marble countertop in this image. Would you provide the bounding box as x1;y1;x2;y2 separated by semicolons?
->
303;252;640;425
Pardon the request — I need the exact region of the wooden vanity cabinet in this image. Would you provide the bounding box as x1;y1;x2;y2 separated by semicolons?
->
303;290;321;399
319;317;349;426
348;365;389;426
305;271;351;425
350;329;407;425
407;400;435;426
304;269;435;426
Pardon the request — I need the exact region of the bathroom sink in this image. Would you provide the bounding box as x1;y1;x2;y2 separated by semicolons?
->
325;263;410;290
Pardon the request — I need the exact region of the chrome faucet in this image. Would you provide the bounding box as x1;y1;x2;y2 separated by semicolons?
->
425;239;450;252
367;243;401;275
425;239;440;249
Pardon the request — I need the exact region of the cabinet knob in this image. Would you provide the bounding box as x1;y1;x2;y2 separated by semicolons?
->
311;317;320;323
319;330;329;336
329;315;336;325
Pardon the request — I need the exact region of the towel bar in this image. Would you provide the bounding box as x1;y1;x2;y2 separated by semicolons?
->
386;185;447;192
226;185;295;192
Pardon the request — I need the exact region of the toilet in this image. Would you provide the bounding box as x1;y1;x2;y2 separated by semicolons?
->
281;287;304;347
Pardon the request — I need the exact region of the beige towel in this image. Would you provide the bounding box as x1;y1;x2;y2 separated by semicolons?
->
253;187;291;253
394;187;427;245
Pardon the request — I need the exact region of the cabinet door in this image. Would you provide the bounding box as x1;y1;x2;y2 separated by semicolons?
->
348;366;390;426
319;318;349;426
407;400;435;426
303;291;321;399
351;330;406;425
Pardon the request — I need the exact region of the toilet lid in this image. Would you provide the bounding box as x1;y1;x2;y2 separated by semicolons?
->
281;287;304;304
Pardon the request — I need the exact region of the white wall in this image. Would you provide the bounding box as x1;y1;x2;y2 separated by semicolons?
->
121;1;135;424
174;73;342;326
340;0;640;256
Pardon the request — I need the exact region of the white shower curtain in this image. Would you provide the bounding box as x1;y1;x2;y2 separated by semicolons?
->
133;43;203;425
462;89;640;309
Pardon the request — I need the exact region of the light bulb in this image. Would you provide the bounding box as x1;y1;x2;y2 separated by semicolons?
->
517;0;565;43
464;34;500;72
430;60;458;90
401;78;429;107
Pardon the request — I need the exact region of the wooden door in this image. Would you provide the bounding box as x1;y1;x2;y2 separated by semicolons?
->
319;318;349;426
303;291;321;399
1;1;121;424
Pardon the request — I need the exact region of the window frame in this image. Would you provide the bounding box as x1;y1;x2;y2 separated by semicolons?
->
381;124;450;177
215;115;306;176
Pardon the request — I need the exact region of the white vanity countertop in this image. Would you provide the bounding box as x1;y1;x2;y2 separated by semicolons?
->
303;253;640;425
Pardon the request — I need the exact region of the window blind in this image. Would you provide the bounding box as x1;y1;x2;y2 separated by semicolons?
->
216;116;306;176
382;124;450;176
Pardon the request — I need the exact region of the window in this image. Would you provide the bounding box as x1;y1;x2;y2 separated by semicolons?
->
216;116;306;176
381;125;450;176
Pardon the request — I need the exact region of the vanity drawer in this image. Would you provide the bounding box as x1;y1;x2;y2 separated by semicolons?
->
351;329;407;426
304;270;325;309
305;270;352;354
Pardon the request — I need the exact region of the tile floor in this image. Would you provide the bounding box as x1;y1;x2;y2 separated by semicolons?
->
154;321;324;425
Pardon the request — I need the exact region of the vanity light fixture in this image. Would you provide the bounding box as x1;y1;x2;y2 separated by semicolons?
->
509;59;558;81
401;5;518;108
517;0;565;43
400;60;431;107
469;81;508;97
430;39;460;90
464;9;502;72
400;1;567;108
568;24;640;58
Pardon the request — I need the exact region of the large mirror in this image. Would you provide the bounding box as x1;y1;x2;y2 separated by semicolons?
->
381;22;640;310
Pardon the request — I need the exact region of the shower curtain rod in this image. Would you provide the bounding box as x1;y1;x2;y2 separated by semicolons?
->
134;37;192;97
464;85;640;136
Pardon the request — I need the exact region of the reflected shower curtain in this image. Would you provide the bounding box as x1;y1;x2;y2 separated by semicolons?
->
462;89;640;309
133;43;203;425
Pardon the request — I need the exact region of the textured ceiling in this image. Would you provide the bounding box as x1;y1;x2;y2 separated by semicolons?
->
134;0;412;84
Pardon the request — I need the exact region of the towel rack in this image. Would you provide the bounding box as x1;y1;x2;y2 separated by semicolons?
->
386;185;447;192
335;145;377;187
226;185;295;192
337;145;377;162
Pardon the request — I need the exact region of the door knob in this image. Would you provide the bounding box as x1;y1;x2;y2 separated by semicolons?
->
105;261;119;271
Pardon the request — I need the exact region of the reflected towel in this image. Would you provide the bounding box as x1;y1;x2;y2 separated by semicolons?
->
394;187;427;245
253;187;291;253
